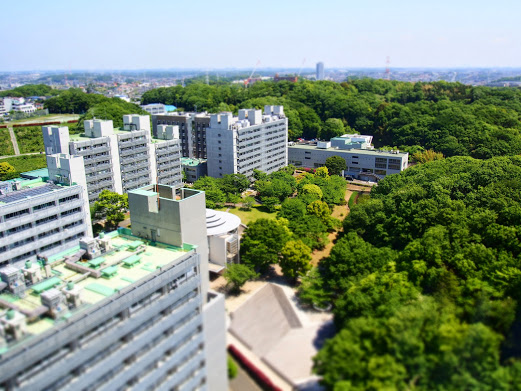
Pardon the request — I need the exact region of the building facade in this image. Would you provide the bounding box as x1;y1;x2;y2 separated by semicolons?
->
42;115;182;203
0;185;228;391
289;137;409;180
316;62;325;80
0;155;91;268
152;112;211;159
206;105;288;179
141;103;166;115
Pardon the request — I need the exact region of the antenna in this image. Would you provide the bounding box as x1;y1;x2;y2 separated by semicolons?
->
385;56;391;80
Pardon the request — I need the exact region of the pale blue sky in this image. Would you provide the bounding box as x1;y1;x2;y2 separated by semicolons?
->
1;0;519;71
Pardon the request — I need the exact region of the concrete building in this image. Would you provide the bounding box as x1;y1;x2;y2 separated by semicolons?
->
0;156;91;268
141;103;166;115
0;185;228;391
42;115;182;203
152;112;211;159
316;62;325;80
206;105;288;179
289;135;408;180
206;209;241;273
182;157;208;183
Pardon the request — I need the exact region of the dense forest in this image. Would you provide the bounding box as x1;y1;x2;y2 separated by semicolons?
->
0;84;60;98
299;156;521;389
142;79;521;158
44;89;148;130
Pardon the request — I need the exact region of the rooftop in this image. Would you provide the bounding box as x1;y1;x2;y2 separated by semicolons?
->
288;143;409;157
0;228;196;355
181;158;207;167
0;178;71;206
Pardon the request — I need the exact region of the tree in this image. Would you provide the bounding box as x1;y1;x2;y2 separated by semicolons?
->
325;156;347;176
280;240;312;281
221;174;250;194
93;190;129;230
240;218;292;272
301;183;323;200
242;196;256;210
412;149;444;163
319;118;344;140
261;196;279;212
315;166;329;178
0;162;16;181
223;264;259;294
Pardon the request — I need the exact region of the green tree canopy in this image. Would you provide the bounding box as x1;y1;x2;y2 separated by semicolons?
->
0;162;16;181
93;190;129;230
280;240;312;281
325;156;347;176
223;264;259;293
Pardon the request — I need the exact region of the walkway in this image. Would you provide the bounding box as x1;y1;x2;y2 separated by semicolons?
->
310;189;352;266
8;127;20;155
0;152;41;160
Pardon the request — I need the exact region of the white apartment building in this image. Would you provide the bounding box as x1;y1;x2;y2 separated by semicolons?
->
206;105;288;178
0;155;91;268
42;115;182;203
0;185;228;391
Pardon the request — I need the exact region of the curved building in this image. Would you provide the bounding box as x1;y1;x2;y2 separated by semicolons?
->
206;209;241;273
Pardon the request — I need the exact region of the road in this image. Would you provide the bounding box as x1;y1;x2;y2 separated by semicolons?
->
8;127;20;155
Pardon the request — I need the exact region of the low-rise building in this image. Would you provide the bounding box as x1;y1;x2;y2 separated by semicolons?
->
141;103;166;115
206;209;241;273
289;135;408;180
181;157;207;183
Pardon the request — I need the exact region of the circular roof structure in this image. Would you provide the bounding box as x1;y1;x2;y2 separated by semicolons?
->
206;209;241;236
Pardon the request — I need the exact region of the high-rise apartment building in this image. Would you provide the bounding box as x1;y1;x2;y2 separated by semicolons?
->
43;115;182;202
0;154;91;268
152;112;211;159
0;185;228;391
206;105;288;178
316;62;325;80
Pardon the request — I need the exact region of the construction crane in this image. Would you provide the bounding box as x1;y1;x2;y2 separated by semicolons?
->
244;60;261;86
297;58;306;78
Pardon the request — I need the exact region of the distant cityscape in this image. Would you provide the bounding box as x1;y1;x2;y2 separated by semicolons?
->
1;66;521;106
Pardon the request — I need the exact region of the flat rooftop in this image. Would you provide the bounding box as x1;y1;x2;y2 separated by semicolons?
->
0;228;196;354
0;178;69;206
181;158;206;167
69;128;178;145
288;144;408;157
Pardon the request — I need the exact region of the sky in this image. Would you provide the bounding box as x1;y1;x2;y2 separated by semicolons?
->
1;0;520;71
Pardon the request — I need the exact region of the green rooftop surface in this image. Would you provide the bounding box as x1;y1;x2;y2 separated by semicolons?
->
20;168;49;179
181;157;206;166
0;229;193;354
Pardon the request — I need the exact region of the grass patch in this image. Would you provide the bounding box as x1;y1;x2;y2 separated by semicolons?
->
0;155;47;175
348;191;359;208
13;126;44;153
10;114;79;125
226;204;276;225
0;129;14;156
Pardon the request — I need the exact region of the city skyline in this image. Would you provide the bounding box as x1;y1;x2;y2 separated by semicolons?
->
1;0;520;72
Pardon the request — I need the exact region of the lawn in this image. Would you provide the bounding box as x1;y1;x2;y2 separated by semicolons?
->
13;126;44;153
0;155;47;175
0;130;14;156
10;114;80;125
224;205;277;225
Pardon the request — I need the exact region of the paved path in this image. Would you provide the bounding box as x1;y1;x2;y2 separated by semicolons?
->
229;364;262;391
8;127;20;155
0;152;41;160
